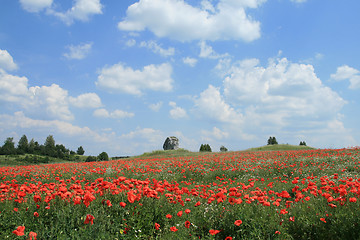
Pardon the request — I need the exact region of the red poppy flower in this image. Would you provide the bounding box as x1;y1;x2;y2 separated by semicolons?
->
225;237;233;240
195;201;201;207
185;220;191;228
209;229;220;235
170;226;178;232
120;202;126;208
155;223;160;230
13;226;25;236
177;211;183;217
28;231;37;240
289;216;295;222
275;231;281;234
185;209;191;214
320;218;326;223
349;197;357;202
34;212;39;217
84;214;95;225
166;214;172;219
234;220;243;226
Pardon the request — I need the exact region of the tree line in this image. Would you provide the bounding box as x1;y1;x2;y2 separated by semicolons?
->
0;135;85;161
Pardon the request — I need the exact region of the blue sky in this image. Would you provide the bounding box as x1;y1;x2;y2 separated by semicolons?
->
1;0;359;156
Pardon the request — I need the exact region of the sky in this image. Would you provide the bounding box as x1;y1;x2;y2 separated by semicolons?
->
0;0;360;156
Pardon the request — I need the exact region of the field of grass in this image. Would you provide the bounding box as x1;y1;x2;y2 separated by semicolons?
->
1;147;360;239
0;154;87;167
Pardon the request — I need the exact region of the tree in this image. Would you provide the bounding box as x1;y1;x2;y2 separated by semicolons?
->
77;146;85;155
17;135;29;154
98;152;109;161
267;136;278;145
1;137;16;155
220;146;228;152
28;138;35;154
44;135;56;157
299;141;307;146
85;156;97;162
199;144;212;152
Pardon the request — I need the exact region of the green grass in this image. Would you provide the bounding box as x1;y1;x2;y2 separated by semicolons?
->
244;144;315;152
0;154;86;167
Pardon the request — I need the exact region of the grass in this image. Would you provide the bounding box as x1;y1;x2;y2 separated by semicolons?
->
0;154;86;167
244;144;315;151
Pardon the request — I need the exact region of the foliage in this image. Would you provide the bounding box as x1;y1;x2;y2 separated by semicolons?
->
220;146;228;152
267;136;278;145
85;156;98;162
98;152;109;161
199;144;212;152
299;141;307;146
0;137;16;155
77;146;85;155
0;148;360;239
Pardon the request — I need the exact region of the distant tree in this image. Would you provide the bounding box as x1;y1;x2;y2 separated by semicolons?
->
299;141;307;146
1;137;16;155
28;138;36;154
98;152;109;161
267;136;278;145
220;146;228;152
85;156;97;162
44;135;56;157
17;135;29;154
77;146;85;155
200;144;212;152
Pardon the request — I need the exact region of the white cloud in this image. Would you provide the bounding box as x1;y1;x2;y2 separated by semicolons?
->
201;127;229;140
96;62;173;95
199;41;229;59
0;49;18;71
118;0;264;42
149;101;163;112
63;42;93;60
49;0;103;25
139;41;175;57
19;0;53;13
183;57;198;67
169;101;187;119
290;0;307;3
193;85;243;124
0;111;108;142
93;108;134;119
69;93;102;108
331;65;360;89
126;39;136;47
0;70;29;103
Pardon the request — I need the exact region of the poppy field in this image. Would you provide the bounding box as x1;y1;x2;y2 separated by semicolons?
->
1;148;360;239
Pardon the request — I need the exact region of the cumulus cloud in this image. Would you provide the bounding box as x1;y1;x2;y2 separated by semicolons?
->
183;57;198;67
201;127;229;140
169;101;187;119
93;108;134;119
96;62;173;95
331;65;360;89
48;0;103;25
19;0;53;13
193;85;243;124
139;41;175;57
0;49;18;71
118;0;265;42
63;42;93;60
199;41;229;59
69;93;102;108
149;101;163;112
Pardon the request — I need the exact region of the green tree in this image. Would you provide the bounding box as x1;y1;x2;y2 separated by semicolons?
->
200;144;212;152
44;135;56;157
98;152;109;161
1;137;16;155
17;134;29;154
28;138;36;154
267;136;278;145
85;156;97;162
220;146;228;152
77;146;85;155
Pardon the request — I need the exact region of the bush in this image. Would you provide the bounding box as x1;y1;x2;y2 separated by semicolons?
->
267;136;278;145
200;144;212;152
85;156;97;162
220;146;228;152
97;152;109;161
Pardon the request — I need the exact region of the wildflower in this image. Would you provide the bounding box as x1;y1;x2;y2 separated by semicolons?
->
195;201;201;207
209;229;220;235
320;218;326;223
225;237;233;240
170;226;178;232
185;209;191;214
155;223;160;230
28;231;37;240
34;212;39;217
279;209;288;215
177;211;183;217
234;220;243;226
349;197;357;202
33;195;41;203
14;208;19;212
84;214;95;225
289;216;295;222
275;231;281;234
120;202;126;208
13;226;25;236
185;220;191;228
166;214;172;219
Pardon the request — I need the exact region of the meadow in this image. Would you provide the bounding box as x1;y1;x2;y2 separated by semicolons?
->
1;147;360;239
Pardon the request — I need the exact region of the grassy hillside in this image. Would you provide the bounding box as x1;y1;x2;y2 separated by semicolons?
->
0;154;86;167
244;144;315;151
